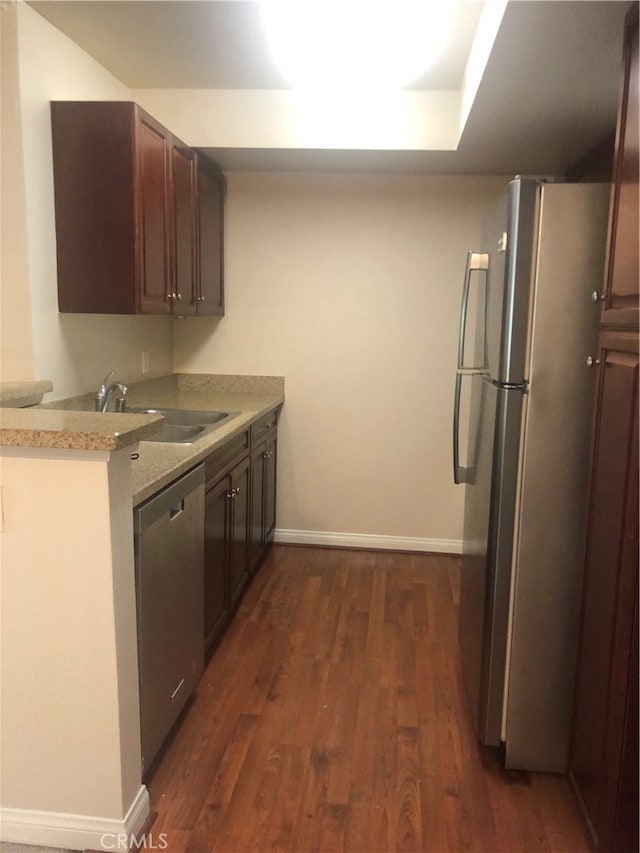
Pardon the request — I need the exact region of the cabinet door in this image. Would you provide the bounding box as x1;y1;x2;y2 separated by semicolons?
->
263;431;278;544
249;443;266;572
204;474;230;649
51;101;137;314
171;140;197;315
570;332;639;850
196;155;225;315
603;9;638;327
135;109;172;314
229;457;250;608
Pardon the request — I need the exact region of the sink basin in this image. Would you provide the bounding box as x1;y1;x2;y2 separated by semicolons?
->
148;424;206;444
125;406;239;444
126;407;230;426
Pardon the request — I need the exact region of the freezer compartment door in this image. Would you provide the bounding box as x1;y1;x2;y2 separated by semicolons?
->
458;376;524;745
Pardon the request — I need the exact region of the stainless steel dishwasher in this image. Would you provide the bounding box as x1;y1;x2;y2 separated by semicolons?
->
134;464;204;776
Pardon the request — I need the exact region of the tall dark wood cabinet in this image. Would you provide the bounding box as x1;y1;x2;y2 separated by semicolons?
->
570;8;639;852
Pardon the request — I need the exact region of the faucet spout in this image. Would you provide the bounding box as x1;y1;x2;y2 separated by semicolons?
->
95;371;128;412
105;382;128;413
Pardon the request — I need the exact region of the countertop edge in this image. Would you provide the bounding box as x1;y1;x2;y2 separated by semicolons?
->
0;411;163;451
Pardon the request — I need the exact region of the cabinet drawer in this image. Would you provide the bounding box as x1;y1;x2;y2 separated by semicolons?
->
205;430;249;486
250;409;279;446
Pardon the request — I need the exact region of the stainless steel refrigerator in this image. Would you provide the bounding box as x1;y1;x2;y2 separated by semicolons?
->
453;177;609;772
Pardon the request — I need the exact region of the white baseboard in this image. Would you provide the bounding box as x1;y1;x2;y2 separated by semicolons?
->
0;784;150;852
274;528;463;555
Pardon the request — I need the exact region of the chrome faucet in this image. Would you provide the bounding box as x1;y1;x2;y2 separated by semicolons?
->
95;370;128;413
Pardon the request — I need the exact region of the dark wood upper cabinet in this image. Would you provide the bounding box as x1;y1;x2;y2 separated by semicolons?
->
170;138;197;315
195;153;225;316
135;110;172;314
51;101;223;317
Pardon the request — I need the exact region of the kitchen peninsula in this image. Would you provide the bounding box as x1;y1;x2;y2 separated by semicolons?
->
0;373;284;851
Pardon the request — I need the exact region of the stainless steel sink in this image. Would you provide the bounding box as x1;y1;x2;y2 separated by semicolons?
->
126;407;230;425
126;406;238;444
149;424;206;443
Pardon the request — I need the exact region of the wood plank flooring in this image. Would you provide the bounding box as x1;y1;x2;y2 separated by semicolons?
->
146;545;592;852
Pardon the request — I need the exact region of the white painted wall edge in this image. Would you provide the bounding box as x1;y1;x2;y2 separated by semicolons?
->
274;529;463;555
0;785;150;853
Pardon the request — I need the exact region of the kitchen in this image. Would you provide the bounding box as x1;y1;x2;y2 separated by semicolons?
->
0;1;637;851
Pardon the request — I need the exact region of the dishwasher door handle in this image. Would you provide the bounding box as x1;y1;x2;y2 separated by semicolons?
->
169;499;185;520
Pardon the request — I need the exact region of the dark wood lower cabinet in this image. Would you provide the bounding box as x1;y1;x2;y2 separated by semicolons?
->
264;431;277;543
204;458;250;650
204;408;280;651
203;475;230;648
249;428;277;573
228;456;250;609
570;331;639;852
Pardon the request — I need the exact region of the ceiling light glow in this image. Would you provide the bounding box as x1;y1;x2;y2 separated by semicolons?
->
261;0;454;91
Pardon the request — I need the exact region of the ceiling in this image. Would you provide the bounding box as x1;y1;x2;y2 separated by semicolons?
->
27;0;485;90
27;0;632;173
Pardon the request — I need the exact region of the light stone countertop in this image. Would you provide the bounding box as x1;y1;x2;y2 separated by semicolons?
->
0;380;54;408
16;374;285;506
125;388;284;506
0;407;163;451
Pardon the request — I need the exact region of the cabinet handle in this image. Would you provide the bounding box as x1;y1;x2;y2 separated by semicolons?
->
234;486;241;496
586;355;601;367
591;291;605;303
175;292;182;302
197;296;206;303
225;491;234;500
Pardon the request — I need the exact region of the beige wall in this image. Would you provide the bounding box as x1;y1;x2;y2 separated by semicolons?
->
175;172;507;548
8;3;173;401
1;4;35;381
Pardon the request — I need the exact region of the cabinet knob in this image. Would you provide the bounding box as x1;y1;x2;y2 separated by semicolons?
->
586;355;601;367
197;296;205;303
225;491;234;500
591;291;605;303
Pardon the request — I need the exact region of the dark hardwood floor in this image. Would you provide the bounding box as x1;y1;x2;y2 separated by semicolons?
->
146;545;592;852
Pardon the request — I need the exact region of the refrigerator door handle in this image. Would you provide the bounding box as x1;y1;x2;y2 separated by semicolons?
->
458;251;489;371
453;371;474;484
